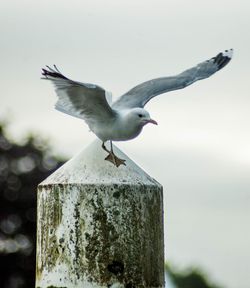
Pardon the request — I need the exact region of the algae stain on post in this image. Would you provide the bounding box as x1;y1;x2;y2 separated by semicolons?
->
36;140;165;288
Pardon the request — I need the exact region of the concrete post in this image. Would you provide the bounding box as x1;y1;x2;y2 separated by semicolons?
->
36;140;164;288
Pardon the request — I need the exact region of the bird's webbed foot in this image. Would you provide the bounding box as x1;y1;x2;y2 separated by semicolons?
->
102;142;126;168
104;152;126;167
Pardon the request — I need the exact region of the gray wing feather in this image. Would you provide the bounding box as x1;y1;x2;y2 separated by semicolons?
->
112;49;233;109
42;66;116;126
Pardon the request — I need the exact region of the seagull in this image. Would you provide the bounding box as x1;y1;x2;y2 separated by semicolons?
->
42;49;233;167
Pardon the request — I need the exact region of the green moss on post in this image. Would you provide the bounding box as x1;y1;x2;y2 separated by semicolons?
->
36;140;164;288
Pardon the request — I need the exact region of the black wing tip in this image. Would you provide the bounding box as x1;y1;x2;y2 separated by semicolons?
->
41;65;68;80
212;48;234;70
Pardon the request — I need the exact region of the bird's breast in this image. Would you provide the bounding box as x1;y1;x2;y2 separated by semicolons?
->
90;119;143;142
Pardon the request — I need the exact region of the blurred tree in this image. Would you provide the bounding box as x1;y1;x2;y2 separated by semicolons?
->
166;264;223;288
0;123;65;288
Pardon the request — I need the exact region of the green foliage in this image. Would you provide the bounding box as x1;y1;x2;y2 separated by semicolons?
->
0;123;65;288
166;264;223;288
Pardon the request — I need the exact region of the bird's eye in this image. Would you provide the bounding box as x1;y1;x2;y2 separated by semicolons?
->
138;114;143;118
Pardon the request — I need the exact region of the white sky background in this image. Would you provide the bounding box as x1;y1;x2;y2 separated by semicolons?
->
1;0;250;287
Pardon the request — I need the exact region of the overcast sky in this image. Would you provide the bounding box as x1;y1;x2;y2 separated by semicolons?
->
1;0;250;287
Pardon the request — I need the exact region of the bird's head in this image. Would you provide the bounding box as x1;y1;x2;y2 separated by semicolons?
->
128;108;158;127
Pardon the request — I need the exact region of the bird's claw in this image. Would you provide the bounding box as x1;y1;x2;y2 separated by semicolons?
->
105;152;126;167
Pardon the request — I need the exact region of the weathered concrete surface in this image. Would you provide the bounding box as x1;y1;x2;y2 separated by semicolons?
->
36;140;164;288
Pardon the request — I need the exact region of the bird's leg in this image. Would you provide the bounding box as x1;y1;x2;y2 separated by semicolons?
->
102;141;126;167
109;141;126;167
102;142;110;154
110;141;114;153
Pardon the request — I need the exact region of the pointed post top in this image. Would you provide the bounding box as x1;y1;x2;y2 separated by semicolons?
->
40;139;161;187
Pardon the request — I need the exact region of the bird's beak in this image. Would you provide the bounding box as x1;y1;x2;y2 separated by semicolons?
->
147;118;158;125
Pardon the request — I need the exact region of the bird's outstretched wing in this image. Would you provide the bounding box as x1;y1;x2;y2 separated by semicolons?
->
112;49;233;110
42;66;116;126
